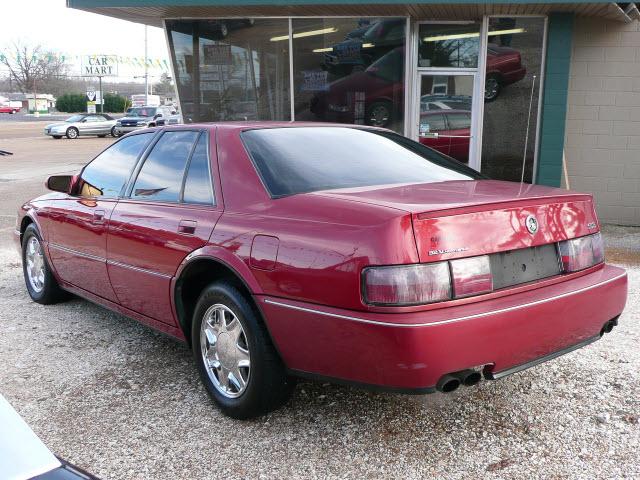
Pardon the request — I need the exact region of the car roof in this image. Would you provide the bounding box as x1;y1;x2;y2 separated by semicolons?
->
161;121;390;133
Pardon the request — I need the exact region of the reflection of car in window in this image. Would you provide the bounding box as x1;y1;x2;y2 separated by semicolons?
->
310;46;404;128
419;110;472;163
485;44;527;101
421;94;472;112
322;19;406;75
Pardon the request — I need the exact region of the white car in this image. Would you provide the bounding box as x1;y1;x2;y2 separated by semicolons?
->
0;394;98;479
44;114;117;139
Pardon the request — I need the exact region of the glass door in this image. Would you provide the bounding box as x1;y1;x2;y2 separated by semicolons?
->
418;72;474;163
413;21;483;166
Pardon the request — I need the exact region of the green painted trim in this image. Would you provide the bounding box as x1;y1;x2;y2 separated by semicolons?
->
68;0;613;6
536;12;573;188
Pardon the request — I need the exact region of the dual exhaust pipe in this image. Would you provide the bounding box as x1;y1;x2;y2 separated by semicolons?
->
600;316;619;337
437;316;621;393
436;369;483;393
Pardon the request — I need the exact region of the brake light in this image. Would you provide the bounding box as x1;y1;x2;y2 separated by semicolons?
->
449;255;493;298
558;233;604;272
362;263;451;306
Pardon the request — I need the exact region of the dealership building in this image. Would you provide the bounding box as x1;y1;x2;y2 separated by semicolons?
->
70;0;640;225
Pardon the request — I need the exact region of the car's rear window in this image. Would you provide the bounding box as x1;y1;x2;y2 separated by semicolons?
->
241;127;483;197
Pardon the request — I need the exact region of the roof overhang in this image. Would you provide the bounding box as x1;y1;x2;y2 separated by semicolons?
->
67;0;640;27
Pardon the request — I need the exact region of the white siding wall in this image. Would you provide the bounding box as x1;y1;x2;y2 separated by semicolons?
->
565;18;640;225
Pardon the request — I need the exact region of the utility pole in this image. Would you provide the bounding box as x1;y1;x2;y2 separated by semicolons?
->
144;25;149;105
99;75;103;113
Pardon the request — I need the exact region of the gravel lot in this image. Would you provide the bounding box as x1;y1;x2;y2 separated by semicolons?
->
0;122;638;479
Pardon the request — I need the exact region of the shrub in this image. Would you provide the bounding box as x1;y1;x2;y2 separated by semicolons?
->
55;93;86;113
103;93;130;113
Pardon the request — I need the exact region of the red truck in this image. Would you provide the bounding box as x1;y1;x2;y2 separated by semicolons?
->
0;104;21;114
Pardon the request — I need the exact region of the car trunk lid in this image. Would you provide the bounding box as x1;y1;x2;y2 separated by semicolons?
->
315;180;599;262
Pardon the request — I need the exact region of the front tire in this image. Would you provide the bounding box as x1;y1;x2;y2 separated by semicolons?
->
111;126;121;137
22;224;66;304
192;282;295;419
66;127;79;139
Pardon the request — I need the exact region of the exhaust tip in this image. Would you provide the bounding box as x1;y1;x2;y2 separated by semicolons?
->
462;371;483;386
436;374;461;393
600;318;617;336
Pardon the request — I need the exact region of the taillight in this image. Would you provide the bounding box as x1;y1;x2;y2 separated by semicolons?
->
362;263;451;306
558;233;604;272
449;255;493;298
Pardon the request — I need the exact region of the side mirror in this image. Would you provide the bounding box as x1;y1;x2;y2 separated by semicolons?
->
46;175;73;194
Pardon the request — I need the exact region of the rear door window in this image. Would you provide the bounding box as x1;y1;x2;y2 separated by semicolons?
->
131;130;199;202
79;132;154;197
182;134;214;205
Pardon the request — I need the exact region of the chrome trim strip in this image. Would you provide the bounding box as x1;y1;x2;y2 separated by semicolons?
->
263;272;627;328
107;259;172;279
49;243;105;263
49;242;172;279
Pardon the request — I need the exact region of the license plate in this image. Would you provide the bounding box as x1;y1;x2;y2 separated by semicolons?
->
490;244;561;290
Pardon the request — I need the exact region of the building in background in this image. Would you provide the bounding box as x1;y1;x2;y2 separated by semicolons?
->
3;93;57;113
68;0;640;225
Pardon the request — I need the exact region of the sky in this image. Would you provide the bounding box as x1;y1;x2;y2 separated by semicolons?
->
1;0;170;83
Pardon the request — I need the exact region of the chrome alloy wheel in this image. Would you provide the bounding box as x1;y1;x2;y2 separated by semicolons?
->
368;105;390;127
200;304;251;398
485;77;500;100
25;236;45;293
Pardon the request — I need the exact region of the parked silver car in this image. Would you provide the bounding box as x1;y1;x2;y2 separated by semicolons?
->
44;114;117;139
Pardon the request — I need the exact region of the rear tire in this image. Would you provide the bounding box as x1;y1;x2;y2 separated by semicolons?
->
22;224;67;305
66;127;79;139
111;126;121;137
191;282;295;419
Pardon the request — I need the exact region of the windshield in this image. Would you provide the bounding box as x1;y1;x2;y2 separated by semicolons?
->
66;115;85;123
241;127;483;198
127;107;157;117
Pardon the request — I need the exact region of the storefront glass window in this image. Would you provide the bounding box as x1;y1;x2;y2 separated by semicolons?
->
480;17;545;182
293;18;406;134
167;19;291;123
418;23;481;68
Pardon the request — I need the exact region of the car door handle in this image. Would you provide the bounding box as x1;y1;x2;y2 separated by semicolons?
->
93;209;106;224
178;220;197;235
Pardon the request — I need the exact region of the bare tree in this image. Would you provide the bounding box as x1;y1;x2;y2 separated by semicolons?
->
0;42;67;94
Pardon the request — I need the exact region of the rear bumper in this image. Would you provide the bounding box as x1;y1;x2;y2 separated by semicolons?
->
502;66;527;85
259;264;627;391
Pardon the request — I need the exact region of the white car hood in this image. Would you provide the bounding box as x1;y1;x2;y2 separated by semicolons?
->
0;394;60;480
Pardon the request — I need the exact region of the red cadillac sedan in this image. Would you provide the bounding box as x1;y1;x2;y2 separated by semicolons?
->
15;123;627;419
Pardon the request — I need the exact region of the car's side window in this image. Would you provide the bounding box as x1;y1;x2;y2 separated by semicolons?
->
131;130;199;202
79;132;154;198
182;134;214;205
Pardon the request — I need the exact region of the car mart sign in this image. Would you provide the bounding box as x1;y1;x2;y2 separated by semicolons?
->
80;55;118;77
